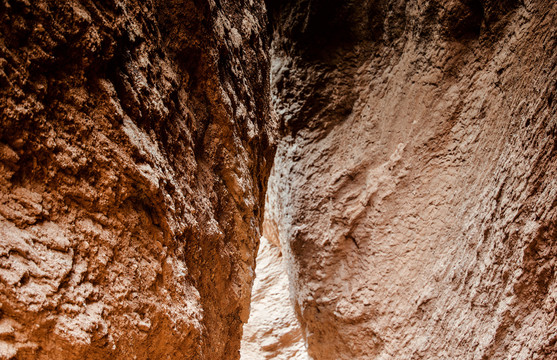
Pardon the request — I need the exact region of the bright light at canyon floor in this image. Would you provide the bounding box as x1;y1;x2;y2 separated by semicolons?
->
241;235;310;360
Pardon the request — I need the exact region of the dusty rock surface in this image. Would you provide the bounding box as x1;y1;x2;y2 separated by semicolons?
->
266;0;557;359
0;0;275;359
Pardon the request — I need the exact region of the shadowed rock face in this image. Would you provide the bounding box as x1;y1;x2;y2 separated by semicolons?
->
0;0;275;359
264;0;557;359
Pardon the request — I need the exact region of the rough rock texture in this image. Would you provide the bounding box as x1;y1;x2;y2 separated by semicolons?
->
266;0;557;359
240;232;308;360
0;0;275;359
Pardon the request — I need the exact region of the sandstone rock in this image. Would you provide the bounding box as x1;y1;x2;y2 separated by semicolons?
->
266;0;557;359
0;0;274;359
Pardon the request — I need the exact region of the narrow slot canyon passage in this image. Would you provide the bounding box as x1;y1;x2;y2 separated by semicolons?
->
0;0;555;359
240;234;309;360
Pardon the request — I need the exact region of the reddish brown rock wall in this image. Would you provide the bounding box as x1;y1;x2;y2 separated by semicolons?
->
0;0;274;359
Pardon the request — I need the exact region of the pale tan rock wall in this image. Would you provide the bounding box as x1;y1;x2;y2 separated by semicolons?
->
0;1;274;359
266;0;557;359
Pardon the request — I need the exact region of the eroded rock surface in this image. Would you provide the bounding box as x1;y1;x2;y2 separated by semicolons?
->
266;0;557;359
0;0;274;359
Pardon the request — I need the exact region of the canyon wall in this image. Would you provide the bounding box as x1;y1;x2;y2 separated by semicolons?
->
265;0;557;359
0;0;275;359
